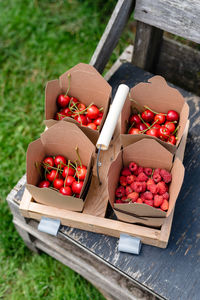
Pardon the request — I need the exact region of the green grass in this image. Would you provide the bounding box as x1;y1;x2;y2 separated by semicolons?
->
0;0;134;298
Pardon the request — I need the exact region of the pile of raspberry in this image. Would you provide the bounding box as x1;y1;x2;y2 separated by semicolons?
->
115;162;172;211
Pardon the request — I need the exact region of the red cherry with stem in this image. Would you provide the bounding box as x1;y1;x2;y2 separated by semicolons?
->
62;166;75;177
38;180;50;188
94;117;102;126
59;186;72;196
137;123;150;131
46;170;59;182
154;113;166;124
98;112;103;118
141;109;155;122
167;110;179;122
87;123;97;130
53;178;64;189
85;115;92;124
74;114;87;125
77;103;86;112
158;126;170;140
54;155;66;168
57;95;71;108
43;157;54;170
76;165;87;181
165;121;176;133
55;112;66;120
129;128;140;135
168;135;176;145
152;123;161;130
72;181;84;194
62;107;72;116
87;105;99;119
64;176;76;187
129;114;140;125
146;128;159;137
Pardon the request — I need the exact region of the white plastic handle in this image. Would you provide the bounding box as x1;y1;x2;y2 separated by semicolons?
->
96;84;129;150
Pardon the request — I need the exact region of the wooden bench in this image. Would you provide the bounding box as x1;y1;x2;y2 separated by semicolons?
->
7;1;200;299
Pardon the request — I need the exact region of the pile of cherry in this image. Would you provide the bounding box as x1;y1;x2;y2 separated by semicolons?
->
115;162;172;211
128;107;179;145
37;154;87;197
55;92;103;131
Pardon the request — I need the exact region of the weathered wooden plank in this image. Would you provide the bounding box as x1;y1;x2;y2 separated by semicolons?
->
132;21;163;72
134;0;200;44
156;37;200;96
14;218;157;300
90;0;135;73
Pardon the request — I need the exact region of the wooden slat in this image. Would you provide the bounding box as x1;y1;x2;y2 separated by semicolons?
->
134;0;200;44
90;0;135;73
132;21;163;72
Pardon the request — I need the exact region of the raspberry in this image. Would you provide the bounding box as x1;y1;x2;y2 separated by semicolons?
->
121;167;131;176
160;199;169;211
140;193;146;201
119;176;127;186
127;175;136;185
136;198;143;204
157;181;168;195
154;195;164;207
141;181;147;192
121;196;131;203
153;173;162;183
144;199;154;207
147;183;159;194
160;169;172;183
147;178;154;187
163;192;169;200
129;162;138;173
143;191;153;200
144;167;152;176
134;166;144;175
154;168;161;175
131;181;143;193
137;172;148;182
115;199;123;204
127;192;139;203
125;185;133;196
115;186;125;198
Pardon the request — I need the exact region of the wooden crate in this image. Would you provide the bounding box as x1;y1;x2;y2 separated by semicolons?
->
20;120;189;248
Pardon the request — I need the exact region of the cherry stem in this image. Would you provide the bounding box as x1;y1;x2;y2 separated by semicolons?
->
172;125;180;136
35;162;42;179
151;169;155;179
144;105;167;116
64;160;70;188
74;160;79;183
75;146;82;167
139;119;159;134
65;73;71;97
99;107;103;112
127;119;136;132
52;165;60;186
138;114;150;128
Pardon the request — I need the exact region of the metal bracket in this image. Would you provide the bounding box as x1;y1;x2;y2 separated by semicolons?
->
118;233;142;255
38;217;61;236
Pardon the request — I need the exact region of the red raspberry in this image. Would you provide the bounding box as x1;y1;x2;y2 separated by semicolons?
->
154;195;164;207
144;167;152;176
153;173;162;183
141;182;147;192
137;172;148;182
127;175;136;185
129;162;138;173
163;192;169;200
140;193;146;201
134;166;144;175
147;178;154;187
144;199;154;207
127;192;139;203
157;181;168;195
160;199;169;211
136;198;143;203
160;169;172;183
119;176;127;186
131;181;143;193
121;167;131;176
147;183;159;194
143;191;153;200
125;185;133;196
154;168;161;175
115;186;125;198
121;196;131;203
115;199;123;204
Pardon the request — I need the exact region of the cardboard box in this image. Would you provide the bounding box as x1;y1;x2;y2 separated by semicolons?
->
120;76;189;153
44;63;112;145
26;121;95;212
107;139;185;227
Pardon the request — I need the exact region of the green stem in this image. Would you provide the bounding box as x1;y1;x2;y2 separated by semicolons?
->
138;114;151;128
144;105;167;116
75;146;82;167
65;73;71;96
64;160;70;188
139;119;159;134
172;125;180;136
151;169;154;179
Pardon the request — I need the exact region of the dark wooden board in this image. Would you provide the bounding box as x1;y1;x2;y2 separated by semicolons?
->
13;64;200;299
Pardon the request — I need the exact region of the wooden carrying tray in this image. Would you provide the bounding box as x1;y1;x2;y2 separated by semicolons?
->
20;120;189;248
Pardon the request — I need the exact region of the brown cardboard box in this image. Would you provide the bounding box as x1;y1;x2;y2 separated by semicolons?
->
26;121;95;212
120;76;189;153
107;139;185;227
44;63;112;145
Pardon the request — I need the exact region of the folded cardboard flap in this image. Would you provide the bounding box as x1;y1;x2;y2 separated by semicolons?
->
121;75;189;152
107;139;185;227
